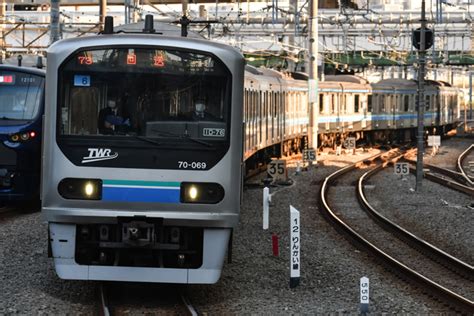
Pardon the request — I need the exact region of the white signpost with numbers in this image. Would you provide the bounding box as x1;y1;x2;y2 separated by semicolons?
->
289;205;300;288
427;135;441;155
427;135;441;146
394;162;410;176
360;276;369;313
267;160;287;181
303;148;316;167
344;137;356;149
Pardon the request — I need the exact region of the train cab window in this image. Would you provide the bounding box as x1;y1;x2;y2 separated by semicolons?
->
367;94;373;112
0;71;44;121
354;94;360;113
58;47;231;143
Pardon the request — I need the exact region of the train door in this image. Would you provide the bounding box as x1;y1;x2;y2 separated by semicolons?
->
363;94;372;129
435;93;441;127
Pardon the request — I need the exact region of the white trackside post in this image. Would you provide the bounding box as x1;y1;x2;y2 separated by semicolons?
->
263;187;270;230
289;205;300;288
360;276;369;313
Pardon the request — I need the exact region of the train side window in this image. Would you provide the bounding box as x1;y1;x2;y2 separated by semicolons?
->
404;95;409;112
381;95;386;112
354;94;360;113
425;95;430;110
273;92;277;118
367;94;373;112
342;95;347;114
331;94;335;114
319;94;324;113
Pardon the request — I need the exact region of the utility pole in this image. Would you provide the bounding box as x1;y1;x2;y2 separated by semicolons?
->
416;0;427;191
0;0;5;59
50;0;61;44
308;0;318;162
99;0;107;32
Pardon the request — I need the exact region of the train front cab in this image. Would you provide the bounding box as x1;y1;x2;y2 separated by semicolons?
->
42;35;245;283
0;65;44;203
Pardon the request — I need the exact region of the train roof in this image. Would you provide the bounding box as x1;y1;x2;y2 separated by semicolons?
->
1;54;46;70
0;63;46;76
115;21;204;39
372;78;417;88
323;75;369;84
373;78;455;89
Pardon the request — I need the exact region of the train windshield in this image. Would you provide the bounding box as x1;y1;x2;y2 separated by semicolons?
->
58;47;232;144
0;71;44;121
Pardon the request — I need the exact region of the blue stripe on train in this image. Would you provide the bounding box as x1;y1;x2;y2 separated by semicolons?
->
102;186;180;203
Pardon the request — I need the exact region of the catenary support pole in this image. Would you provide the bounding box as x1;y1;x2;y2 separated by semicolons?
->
308;0;318;163
49;0;61;44
416;0;427;191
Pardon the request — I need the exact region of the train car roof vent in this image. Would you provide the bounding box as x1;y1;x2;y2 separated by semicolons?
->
143;15;155;33
103;16;114;34
36;56;44;69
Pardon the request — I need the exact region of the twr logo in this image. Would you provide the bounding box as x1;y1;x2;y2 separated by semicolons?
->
81;148;118;164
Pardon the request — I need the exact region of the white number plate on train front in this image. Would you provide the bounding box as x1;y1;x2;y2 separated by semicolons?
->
203;128;225;137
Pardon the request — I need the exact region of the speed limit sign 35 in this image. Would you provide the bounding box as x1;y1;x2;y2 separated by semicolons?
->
267;160;287;181
394;162;409;176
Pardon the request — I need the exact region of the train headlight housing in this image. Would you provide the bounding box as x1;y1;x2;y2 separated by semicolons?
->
8;131;36;143
58;178;102;200
180;182;224;204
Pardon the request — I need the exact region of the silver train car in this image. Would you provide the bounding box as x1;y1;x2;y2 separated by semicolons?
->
243;67;308;171
370;78;461;140
42;18;245;283
241;73;462;163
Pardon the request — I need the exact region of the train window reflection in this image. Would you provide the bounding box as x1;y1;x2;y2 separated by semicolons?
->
58;47;231;141
0;73;43;121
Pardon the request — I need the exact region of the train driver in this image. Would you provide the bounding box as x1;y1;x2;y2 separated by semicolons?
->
98;99;131;135
192;99;215;121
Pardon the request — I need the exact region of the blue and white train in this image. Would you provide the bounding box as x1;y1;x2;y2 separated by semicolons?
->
42;17;245;283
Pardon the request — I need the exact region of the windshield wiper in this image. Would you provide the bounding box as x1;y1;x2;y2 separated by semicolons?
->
151;129;213;147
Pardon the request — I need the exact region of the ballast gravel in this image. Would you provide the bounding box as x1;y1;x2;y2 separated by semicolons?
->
0;137;471;314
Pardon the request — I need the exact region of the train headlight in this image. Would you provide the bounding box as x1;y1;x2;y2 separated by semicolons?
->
180;182;224;204
58;178;102;200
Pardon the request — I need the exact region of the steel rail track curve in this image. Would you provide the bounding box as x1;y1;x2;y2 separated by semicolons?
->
318;155;474;314
457;144;474;186
358;163;474;279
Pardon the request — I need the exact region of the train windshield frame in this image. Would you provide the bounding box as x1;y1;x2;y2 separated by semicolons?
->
0;71;44;121
56;45;233;170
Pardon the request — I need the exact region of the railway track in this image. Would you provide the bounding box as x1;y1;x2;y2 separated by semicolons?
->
457;144;474;186
319;152;474;314
404;147;474;196
99;282;198;316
